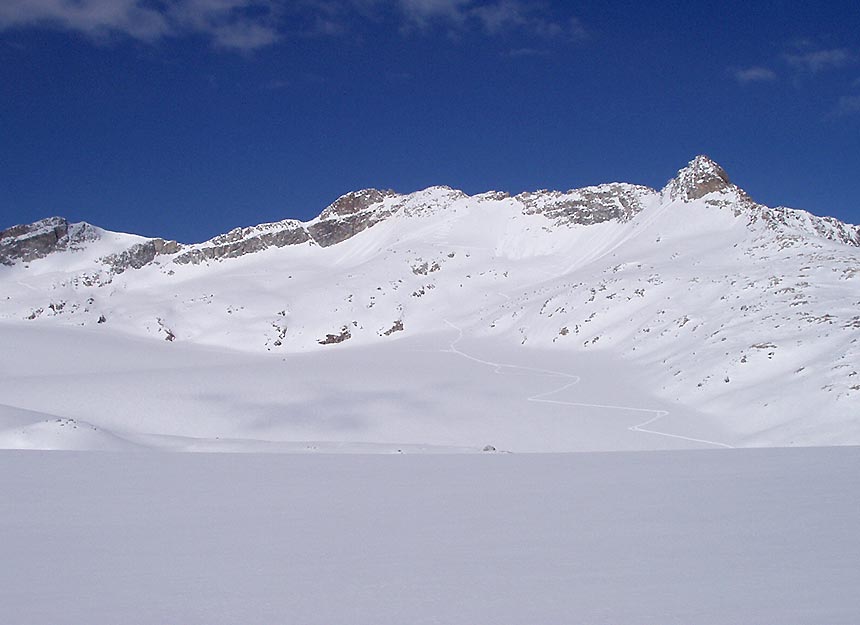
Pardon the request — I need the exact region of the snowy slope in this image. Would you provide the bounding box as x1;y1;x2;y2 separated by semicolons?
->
1;155;858;450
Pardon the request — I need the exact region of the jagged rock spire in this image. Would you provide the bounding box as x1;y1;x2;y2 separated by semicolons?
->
663;155;732;201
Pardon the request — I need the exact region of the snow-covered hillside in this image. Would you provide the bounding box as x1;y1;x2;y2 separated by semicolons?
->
1;155;858;450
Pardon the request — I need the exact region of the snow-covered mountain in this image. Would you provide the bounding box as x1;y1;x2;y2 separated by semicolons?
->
1;155;859;450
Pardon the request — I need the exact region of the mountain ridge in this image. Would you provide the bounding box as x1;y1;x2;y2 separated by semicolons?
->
3;156;858;272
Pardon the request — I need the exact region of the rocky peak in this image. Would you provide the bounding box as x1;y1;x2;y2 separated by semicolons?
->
663;155;732;201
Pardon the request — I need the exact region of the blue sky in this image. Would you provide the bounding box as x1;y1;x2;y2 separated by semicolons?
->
1;0;859;242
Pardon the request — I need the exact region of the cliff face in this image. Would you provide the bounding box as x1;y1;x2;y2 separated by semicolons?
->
0;217;90;265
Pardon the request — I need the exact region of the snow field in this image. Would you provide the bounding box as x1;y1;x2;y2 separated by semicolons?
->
1;446;858;625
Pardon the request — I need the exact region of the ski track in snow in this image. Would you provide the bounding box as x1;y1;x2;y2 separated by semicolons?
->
443;320;734;450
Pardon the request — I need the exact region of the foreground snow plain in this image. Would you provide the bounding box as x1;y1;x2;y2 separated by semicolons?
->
2;447;858;625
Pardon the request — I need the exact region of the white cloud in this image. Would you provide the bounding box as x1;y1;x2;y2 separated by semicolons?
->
469;0;524;33
0;0;281;50
0;0;585;50
733;66;777;84
0;0;169;41
784;48;856;73
169;0;281;49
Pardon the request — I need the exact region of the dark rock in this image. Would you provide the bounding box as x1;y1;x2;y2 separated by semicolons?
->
383;320;404;336
318;326;352;345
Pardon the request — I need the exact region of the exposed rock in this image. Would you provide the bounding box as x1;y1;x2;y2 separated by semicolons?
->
172;191;399;262
476;191;511;202
752;206;860;247
317;189;397;220
0;217;99;265
102;238;182;274
173;222;310;264
0;217;68;264
308;211;387;248
518;184;653;226
383;320;404;336
663;155;733;201
156;317;176;342
318;326;352;345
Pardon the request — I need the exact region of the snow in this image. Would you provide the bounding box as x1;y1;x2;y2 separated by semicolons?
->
1;446;858;625
0;320;733;452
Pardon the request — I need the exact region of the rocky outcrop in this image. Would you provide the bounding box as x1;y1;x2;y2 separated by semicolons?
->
172;190;400;263
318;326;352;345
519;183;654;226
0;217;99;265
318;189;397;220
309;211;387;247
306;189;400;248
173;221;310;264
102;238;182;274
753;206;860;247
382;320;404;336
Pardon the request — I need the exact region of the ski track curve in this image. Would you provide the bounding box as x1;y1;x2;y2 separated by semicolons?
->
443;320;734;450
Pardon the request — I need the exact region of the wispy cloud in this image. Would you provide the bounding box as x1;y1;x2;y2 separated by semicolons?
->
466;1;586;40
733;66;777;84
0;0;170;42
0;0;586;51
784;47;857;73
0;0;281;50
395;0;471;24
381;0;585;40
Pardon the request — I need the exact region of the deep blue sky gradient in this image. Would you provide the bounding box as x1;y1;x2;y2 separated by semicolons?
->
2;1;859;242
